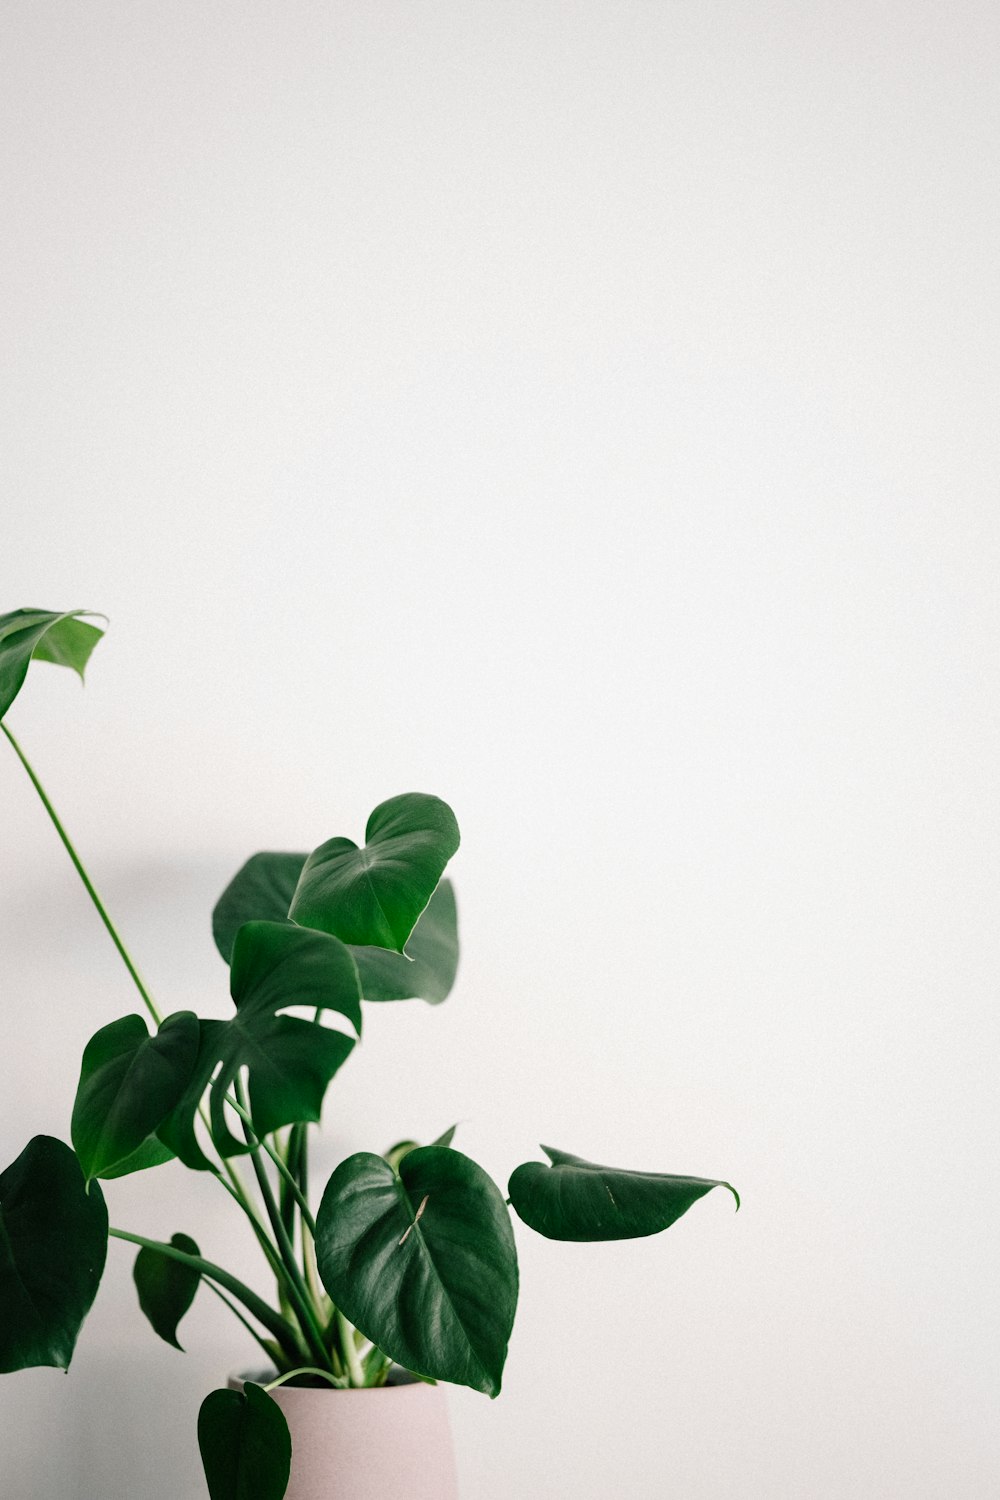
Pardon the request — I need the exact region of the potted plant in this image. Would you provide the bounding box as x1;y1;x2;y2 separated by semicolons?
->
0;606;739;1500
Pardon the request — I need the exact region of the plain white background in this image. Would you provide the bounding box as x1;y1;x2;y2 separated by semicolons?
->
1;3;998;1496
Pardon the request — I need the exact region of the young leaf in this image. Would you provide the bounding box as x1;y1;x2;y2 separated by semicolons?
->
0;1136;108;1372
350;879;460;1004
198;1381;291;1500
212;852;306;963
316;1146;518;1397
289;793;460;952
71;1011;200;1183
508;1146;740;1242
133;1231;201;1350
0;608;104;720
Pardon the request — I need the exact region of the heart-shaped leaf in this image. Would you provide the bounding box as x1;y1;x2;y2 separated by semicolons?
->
316;1146;517;1397
508;1146;740;1241
71;1011;200;1183
133;1231;201;1350
212;852;306;964
289;793;460;953
350;879;459;1004
0;1136;108;1372
0;608;105;720
198;1381;291;1500
160;923;362;1167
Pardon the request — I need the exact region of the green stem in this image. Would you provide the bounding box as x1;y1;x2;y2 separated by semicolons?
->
109;1228;302;1361
336;1311;367;1388
202;1280;283;1367
235;1079;332;1371
226;1096;317;1237
2;722;162;1026
279;1126;300;1238
200;1124;290;1291
1;722;326;1341
264;1366;348;1393
362;1345;393;1387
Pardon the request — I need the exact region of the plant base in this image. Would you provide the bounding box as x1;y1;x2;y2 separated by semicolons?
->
230;1373;459;1500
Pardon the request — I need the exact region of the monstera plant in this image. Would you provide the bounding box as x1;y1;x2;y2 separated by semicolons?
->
0;607;739;1499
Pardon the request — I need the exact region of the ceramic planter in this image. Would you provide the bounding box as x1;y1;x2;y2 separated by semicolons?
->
229;1373;459;1500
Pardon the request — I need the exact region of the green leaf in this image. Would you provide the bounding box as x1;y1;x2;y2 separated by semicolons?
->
160;923;362;1167
212;852;306;964
508;1146;740;1242
98;1134;175;1180
212;853;460;1005
156;1021;226;1172
198;1381;291;1500
0;1136;108;1372
350;879;460;1004
71;1011;200;1183
289;793;460;953
316;1146;518;1397
133;1231;201;1350
384;1124;457;1173
0;608;105;720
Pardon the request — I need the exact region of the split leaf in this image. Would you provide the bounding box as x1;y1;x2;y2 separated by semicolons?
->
160;922;362;1168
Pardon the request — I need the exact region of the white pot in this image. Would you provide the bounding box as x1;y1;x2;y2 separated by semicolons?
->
229;1373;459;1500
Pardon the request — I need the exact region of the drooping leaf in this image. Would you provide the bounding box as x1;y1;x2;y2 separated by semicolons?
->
350;879;459;1004
289;793;460;953
212;852;306;964
133;1231;201;1350
198;1381;291;1500
98;1134;175;1180
316;1146;517;1397
0;608;105;720
160;923;362;1168
508;1146;740;1242
71;1011;200;1183
0;1136;108;1372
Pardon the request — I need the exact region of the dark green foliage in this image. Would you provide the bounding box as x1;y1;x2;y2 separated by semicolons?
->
0;1136;108;1372
508;1145;739;1241
133;1231;201;1349
316;1146;518;1397
198;1382;291;1500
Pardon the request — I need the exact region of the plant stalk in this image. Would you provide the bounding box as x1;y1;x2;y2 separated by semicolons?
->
234;1079;332;1371
109;1228;303;1361
2;722;162;1027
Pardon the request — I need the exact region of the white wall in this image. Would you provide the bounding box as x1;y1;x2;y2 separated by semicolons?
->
2;3;998;1496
